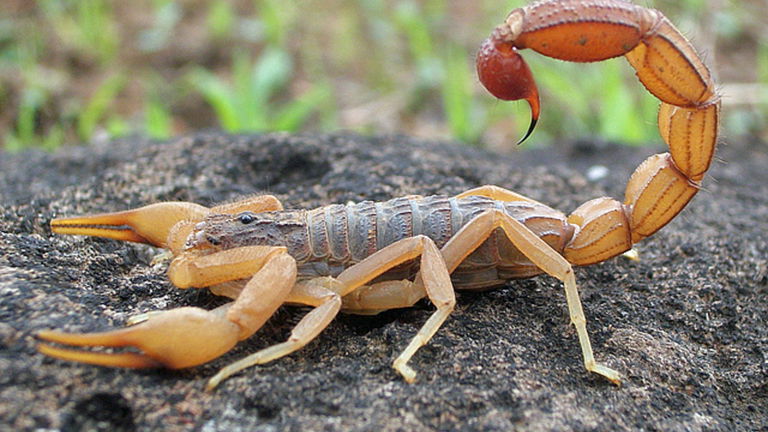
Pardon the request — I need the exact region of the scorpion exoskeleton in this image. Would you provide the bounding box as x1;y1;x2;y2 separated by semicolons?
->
39;0;719;390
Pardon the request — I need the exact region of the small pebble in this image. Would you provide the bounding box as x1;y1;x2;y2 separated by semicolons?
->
586;165;609;181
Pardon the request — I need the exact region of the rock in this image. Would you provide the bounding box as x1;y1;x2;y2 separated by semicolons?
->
1;132;766;430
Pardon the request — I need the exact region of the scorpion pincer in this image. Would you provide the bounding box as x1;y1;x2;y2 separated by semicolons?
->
39;0;719;391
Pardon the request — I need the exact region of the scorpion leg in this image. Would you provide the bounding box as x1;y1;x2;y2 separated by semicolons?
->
439;208;620;384
456;184;545;206
323;235;456;383
238;276;428;316
210;194;283;214
206;278;343;390
340;280;427;315
209;236;449;388
38;246;296;372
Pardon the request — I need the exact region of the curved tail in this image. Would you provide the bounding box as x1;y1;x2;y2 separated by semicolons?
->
476;0;719;266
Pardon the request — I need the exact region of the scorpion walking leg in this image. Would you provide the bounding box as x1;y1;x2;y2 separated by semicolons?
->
456;184;544;206
212;236;454;385
206;278;343;390
210;194;283;214
439;208;620;384
332;235;456;383
341;280;427;315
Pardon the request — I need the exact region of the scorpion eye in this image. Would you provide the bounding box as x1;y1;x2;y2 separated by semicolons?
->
237;212;256;225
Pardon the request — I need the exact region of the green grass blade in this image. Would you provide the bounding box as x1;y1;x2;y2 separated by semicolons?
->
441;46;480;143
233;51;263;130
250;47;292;129
207;0;234;40
145;98;173;139
272;84;331;131
77;73;126;141
188;68;239;131
17;87;44;145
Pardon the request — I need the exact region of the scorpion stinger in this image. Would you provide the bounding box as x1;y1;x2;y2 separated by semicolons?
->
476;35;541;145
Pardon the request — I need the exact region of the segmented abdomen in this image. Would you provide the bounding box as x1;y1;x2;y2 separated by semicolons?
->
296;195;572;289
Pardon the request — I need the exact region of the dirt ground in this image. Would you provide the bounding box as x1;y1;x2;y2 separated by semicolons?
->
1;132;766;431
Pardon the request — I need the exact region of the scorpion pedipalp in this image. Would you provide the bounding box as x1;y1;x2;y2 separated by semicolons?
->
50;202;210;249
37;306;240;369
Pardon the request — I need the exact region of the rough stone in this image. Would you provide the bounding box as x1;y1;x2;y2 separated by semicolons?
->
1;132;766;431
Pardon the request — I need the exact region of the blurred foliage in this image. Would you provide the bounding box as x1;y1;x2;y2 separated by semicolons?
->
0;0;765;152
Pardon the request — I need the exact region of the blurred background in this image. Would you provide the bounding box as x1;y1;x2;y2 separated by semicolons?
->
1;0;765;152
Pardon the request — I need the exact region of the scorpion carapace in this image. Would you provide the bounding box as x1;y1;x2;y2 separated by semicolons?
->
39;0;719;391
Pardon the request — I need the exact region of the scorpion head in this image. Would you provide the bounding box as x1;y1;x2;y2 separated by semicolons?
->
184;211;290;252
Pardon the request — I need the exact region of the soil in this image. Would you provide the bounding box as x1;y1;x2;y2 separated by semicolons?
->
1;132;766;431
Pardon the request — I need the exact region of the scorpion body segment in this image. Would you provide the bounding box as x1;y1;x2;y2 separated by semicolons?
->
39;0;719;391
196;195;574;290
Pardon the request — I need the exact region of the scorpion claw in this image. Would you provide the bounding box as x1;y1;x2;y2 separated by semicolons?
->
37;342;162;368
36;307;241;370
50;202;210;248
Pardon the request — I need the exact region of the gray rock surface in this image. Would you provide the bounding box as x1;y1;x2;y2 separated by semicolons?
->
1;132;766;431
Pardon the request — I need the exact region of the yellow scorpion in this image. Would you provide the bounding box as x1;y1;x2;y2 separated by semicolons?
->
39;0;719;390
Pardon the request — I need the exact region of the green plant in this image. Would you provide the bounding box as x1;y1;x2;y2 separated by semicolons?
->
0;0;761;151
76;74;126;142
188;48;331;132
440;45;484;144
38;0;119;65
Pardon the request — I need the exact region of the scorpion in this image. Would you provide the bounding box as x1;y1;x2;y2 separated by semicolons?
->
39;0;719;391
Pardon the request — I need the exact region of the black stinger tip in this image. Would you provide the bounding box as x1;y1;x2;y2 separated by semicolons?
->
516;116;537;146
